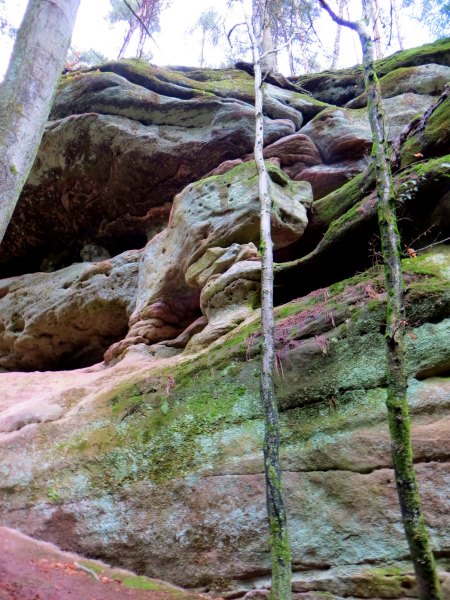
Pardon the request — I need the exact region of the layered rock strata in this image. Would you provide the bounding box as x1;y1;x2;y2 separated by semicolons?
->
0;249;448;598
0;38;449;600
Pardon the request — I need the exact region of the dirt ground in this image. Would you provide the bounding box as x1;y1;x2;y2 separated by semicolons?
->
0;526;207;600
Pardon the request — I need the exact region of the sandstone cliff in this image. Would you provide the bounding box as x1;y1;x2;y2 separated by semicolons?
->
0;38;449;599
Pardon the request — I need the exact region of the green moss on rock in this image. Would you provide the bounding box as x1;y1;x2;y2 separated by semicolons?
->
296;37;450;105
400;98;450;167
376;37;450;77
40;249;447;499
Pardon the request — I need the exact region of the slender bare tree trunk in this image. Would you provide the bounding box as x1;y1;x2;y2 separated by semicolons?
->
118;21;138;58
200;31;206;67
243;3;292;599
253;0;277;73
370;0;383;58
137;27;146;57
331;0;346;68
288;38;295;76
318;1;443;598
392;0;404;50
0;0;80;246
346;3;361;63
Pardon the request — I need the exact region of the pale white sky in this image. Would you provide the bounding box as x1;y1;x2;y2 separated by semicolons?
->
0;0;432;79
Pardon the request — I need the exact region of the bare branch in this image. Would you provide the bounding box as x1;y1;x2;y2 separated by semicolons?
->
122;0;159;48
415;236;450;255
227;21;246;46
260;30;299;59
317;0;360;31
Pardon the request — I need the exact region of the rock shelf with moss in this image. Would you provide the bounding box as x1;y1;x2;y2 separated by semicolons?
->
0;249;449;594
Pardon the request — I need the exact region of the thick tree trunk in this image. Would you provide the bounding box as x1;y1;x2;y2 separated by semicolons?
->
261;21;277;73
0;0;80;246
318;1;442;598
244;5;291;600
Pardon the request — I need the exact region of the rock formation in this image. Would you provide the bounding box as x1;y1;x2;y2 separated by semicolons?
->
0;37;449;599
0;250;140;370
105;162;312;362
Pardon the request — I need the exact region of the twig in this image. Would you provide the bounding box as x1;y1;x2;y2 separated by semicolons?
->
260;30;300;59
165;375;175;396
91;49;106;63
275;351;285;378
414;236;450;255
75;562;100;581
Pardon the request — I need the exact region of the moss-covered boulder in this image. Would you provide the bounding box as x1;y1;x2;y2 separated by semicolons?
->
346;63;450;108
293;37;450;106
301;95;435;164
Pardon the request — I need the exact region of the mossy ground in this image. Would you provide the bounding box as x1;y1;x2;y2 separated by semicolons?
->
79;560;199;597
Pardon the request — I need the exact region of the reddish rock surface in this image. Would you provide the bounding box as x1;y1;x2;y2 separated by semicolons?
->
0;527;208;600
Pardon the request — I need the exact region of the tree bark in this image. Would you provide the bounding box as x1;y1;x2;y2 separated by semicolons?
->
392;0;404;50
369;0;383;58
244;4;292;599
253;0;277;73
331;0;346;68
317;1;443;598
261;20;277;73
0;0;80;246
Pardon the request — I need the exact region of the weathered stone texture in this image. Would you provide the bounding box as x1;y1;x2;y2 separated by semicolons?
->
0;39;449;599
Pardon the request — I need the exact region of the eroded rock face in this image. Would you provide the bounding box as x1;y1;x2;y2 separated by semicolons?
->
398;93;450;168
212;93;440;201
346;63;450;108
0;250;449;597
302;94;435;162
294;37;450;105
106;162;312;361
0;69;296;274
2;42;447;272
0;39;449;600
0;250;139;371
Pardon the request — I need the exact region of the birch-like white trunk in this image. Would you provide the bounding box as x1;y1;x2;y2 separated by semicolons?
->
392;0;404;50
0;0;80;246
244;4;292;599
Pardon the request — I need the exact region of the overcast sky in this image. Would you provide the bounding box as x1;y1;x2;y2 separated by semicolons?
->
0;0;432;79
